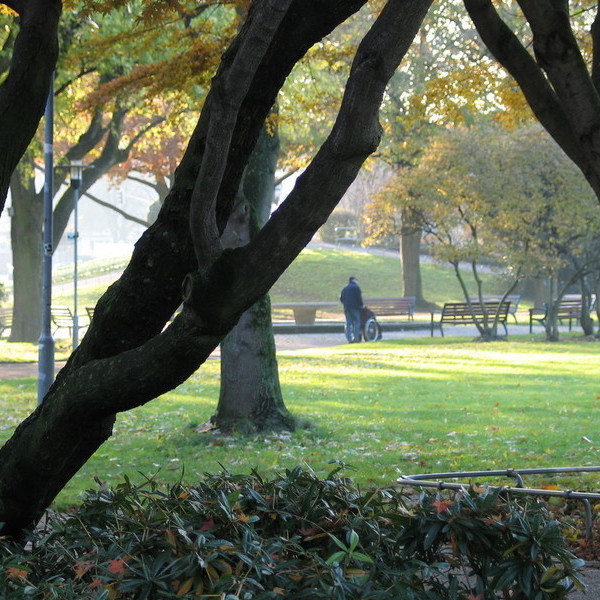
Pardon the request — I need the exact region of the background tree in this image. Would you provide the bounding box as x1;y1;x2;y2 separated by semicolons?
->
215;120;294;433
0;0;434;539
364;0;534;308
463;0;600;204
389;123;600;339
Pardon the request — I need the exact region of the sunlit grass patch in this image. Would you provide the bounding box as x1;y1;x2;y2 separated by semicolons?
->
0;336;599;508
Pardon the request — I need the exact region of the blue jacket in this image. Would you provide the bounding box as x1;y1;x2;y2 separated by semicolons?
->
340;281;363;310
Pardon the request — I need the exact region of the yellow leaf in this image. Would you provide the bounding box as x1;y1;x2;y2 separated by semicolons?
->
177;576;195;596
165;529;177;548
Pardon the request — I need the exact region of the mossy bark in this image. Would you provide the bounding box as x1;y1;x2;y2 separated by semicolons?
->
215;123;293;433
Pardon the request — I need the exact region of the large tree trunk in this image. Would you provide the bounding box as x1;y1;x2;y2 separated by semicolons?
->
217;295;293;432
0;0;432;539
215;123;293;432
9;166;43;343
400;207;434;309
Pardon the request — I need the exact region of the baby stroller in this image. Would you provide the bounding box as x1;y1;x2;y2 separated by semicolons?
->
361;306;382;342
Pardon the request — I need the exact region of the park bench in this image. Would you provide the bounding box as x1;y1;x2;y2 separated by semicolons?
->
271;302;338;325
431;300;511;337
469;295;521;322
0;307;12;337
363;297;416;320
529;297;585;332
51;306;75;336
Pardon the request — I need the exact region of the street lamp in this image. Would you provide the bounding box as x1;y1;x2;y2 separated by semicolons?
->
38;79;54;405
68;160;84;349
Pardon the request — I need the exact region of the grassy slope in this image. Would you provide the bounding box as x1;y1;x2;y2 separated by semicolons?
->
1;335;598;508
52;247;511;309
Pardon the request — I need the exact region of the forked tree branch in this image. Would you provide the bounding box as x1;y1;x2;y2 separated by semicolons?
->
0;0;372;537
189;0;293;265
463;0;598;196
56;0;435;418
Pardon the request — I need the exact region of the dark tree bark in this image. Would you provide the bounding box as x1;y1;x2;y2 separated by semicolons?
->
463;0;600;203
0;0;61;210
215;123;293;433
0;0;432;539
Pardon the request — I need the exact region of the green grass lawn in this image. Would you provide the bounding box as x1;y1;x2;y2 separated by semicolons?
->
0;335;598;509
51;246;512;316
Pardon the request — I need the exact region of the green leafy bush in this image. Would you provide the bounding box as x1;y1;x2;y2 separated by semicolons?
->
0;467;585;599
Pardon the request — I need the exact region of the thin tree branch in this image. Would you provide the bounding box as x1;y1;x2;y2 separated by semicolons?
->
84;190;150;227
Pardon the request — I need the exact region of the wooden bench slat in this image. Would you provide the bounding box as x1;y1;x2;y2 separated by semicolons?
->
0;307;12;337
432;301;511;336
51;306;74;335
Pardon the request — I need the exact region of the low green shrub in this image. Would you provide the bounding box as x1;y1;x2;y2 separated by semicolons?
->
0;467;584;599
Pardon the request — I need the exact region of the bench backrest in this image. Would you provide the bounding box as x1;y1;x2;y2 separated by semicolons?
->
51;306;74;326
0;307;12;327
441;301;511;322
555;298;583;318
470;295;520;313
364;297;415;315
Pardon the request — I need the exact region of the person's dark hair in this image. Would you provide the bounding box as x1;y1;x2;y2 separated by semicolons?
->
349;276;357;283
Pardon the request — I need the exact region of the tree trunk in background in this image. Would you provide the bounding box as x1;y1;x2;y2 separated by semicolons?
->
215;123;293;432
400;207;430;308
9;166;43;343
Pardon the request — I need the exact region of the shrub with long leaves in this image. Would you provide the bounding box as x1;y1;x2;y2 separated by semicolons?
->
0;466;585;599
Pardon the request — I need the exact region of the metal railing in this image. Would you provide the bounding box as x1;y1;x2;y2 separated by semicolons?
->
398;467;600;538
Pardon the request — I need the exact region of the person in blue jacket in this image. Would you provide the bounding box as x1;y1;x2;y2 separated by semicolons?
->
340;276;363;343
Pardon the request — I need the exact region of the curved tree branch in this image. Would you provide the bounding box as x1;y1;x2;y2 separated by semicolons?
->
189;0;293;266
463;0;600;197
0;0;61;210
